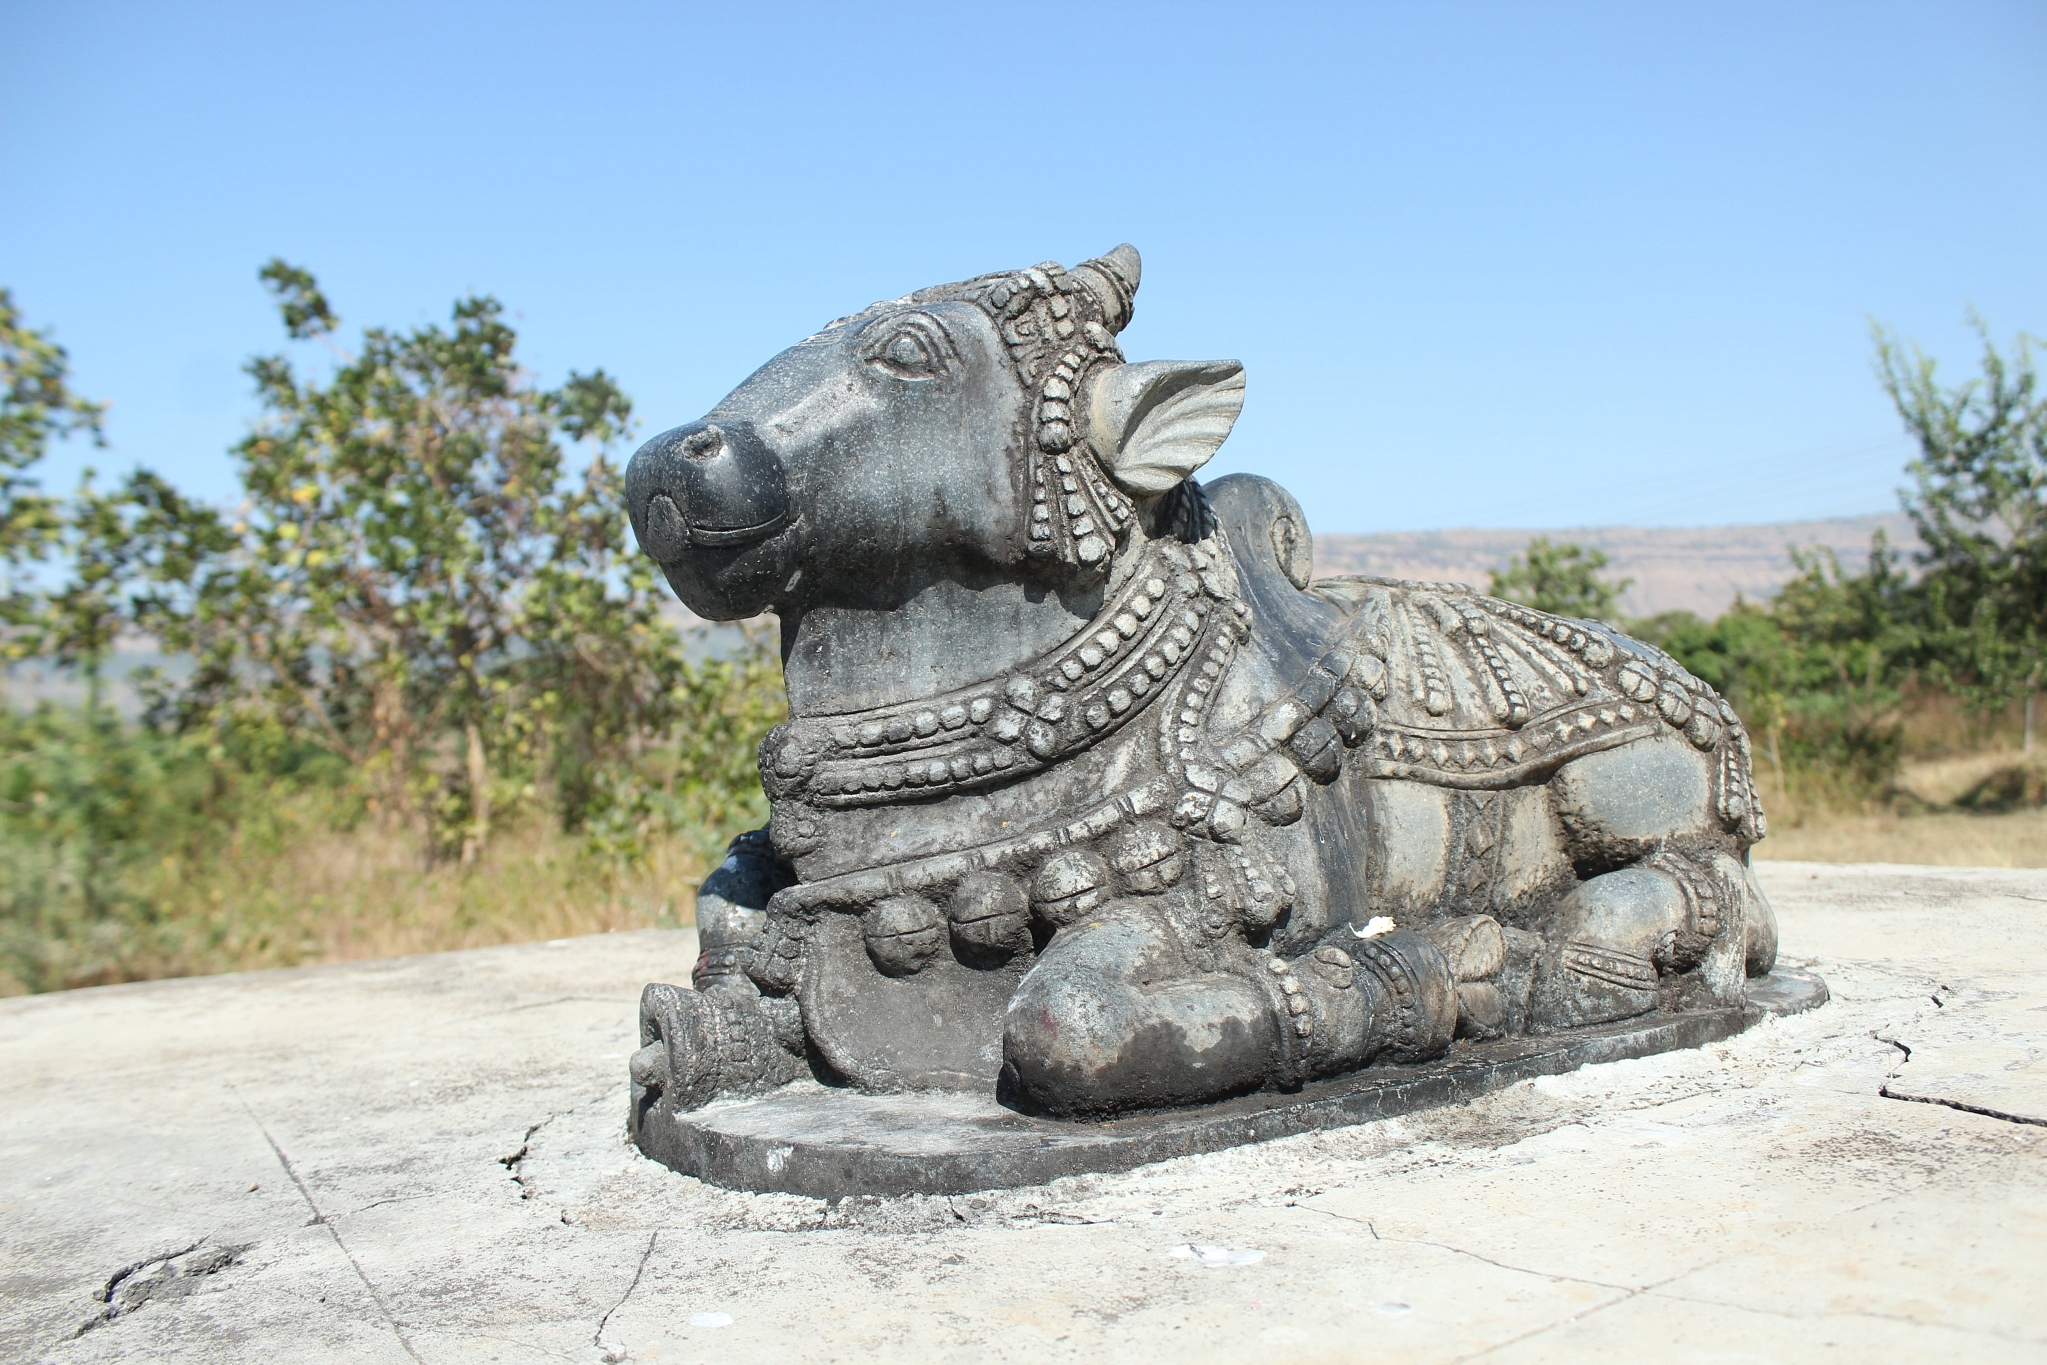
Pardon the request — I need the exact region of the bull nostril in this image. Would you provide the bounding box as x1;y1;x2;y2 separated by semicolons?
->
639;493;691;563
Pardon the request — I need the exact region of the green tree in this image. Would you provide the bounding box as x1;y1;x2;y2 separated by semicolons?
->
1488;536;1632;619
136;261;691;861
0;289;105;643
1633;537;1914;805
1877;317;2045;749
35;471;229;705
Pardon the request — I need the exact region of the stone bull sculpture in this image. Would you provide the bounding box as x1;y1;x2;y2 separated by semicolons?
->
623;245;1781;1137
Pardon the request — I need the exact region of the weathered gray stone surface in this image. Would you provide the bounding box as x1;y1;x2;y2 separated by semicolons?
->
3;861;2043;1363
621;246;1790;1132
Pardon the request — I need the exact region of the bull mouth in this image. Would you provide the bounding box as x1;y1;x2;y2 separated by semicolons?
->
637;489;792;562
684;511;793;548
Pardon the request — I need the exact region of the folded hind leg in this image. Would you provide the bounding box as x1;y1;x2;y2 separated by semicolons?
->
1526;850;1757;1029
1528;866;1684;1029
1529;733;1756;1031
1001;905;1277;1116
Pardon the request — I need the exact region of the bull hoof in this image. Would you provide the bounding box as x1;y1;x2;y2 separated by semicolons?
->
1419;916;1509;1040
635;982;803;1116
1532;944;1660;1031
1352;929;1459;1064
1454;982;1508;1040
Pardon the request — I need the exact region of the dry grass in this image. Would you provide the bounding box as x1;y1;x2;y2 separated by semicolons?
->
1754;806;2047;867
217;821;719;969
1895;689;2030;760
1754;745;2047;869
0;816;728;996
1892;749;2036;805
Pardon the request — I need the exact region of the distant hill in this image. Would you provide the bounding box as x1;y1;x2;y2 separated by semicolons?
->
4;512;1920;714
1312;512;1914;619
647;512;1915;630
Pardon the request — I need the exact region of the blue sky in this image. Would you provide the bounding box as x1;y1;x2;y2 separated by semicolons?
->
3;1;2043;533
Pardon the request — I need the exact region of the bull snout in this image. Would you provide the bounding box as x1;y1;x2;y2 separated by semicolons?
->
625;418;791;562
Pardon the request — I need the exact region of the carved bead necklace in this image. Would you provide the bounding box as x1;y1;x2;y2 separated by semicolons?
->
760;535;1237;811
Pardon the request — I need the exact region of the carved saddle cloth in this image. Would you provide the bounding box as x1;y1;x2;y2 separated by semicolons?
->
1308;577;1763;840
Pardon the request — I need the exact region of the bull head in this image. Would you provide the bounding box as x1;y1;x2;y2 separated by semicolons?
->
624;246;1246;622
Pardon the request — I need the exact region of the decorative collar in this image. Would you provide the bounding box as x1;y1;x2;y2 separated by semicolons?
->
759;535;1243;810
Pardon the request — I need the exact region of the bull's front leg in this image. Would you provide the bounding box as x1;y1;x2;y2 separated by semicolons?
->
630;828;807;1119
1001;899;1493;1118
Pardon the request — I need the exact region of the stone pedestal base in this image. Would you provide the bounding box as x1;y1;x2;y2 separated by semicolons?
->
633;968;1828;1198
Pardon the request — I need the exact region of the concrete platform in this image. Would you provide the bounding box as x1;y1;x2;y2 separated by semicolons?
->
3;861;2044;1363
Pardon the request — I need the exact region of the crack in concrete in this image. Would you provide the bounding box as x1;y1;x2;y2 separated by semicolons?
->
73;1239;208;1337
1443;1187;1946;1362
594;1230;658;1359
500;1117;551;1200
99;1240;201;1308
1447;1291;1639;1363
497;1082;630;1206
341;1192;439;1217
1008;1205;1114;1228
1447;1261;1723;1363
1878;1085;2047;1127
1647;1285;2047;1343
237;1093;424;1364
1297;1204;1638;1293
1318;1183;1981;1364
1876;1020;2045;1128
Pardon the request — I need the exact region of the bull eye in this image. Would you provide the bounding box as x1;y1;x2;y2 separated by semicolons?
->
863;319;946;381
887;333;927;369
878;331;932;376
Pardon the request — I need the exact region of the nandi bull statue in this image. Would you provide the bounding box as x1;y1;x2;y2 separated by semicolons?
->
622;246;1819;1193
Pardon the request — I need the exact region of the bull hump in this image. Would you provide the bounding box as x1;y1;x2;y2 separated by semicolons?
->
1311;578;1737;785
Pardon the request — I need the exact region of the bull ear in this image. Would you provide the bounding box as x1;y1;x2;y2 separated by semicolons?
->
1086;360;1246;496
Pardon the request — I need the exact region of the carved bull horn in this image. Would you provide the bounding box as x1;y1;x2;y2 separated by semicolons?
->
1071;244;1141;334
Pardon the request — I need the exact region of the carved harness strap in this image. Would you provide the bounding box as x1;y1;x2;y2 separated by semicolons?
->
1300;578;1766;842
917;256;1137;575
